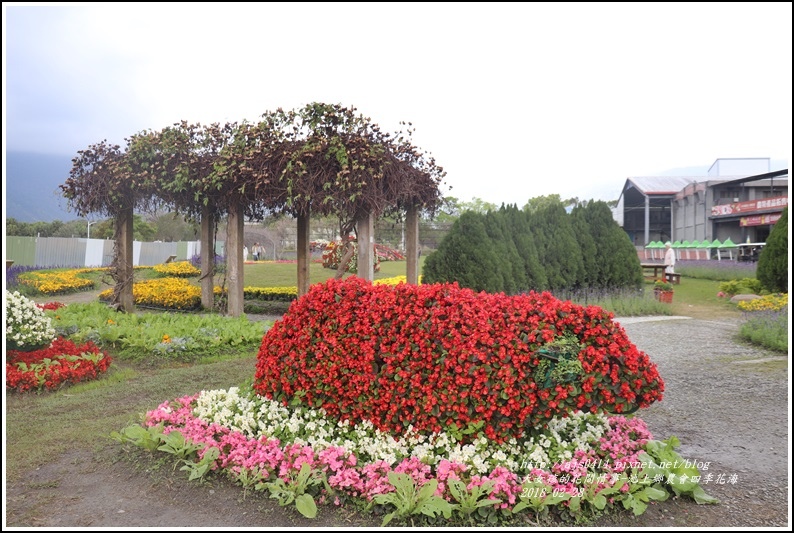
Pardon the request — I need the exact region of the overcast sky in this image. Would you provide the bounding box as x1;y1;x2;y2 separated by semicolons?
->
3;2;792;206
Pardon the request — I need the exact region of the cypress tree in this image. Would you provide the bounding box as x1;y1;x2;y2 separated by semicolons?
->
756;206;788;293
570;205;599;288
527;201;584;290
422;211;502;292
502;204;548;291
581;201;644;288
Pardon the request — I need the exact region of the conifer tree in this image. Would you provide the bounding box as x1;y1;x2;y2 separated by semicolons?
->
422;211;501;292
579;201;643;288
570;205;599;287
501;204;547;291
527;201;584;290
756;206;788;293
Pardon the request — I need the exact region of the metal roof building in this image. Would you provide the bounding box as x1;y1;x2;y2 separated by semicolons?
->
617;159;788;253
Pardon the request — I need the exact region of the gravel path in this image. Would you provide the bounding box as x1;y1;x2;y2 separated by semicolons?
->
598;315;789;527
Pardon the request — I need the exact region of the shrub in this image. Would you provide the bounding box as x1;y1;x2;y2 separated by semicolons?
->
757;206;788;293
718;278;763;296
422;211;503;292
254;277;665;445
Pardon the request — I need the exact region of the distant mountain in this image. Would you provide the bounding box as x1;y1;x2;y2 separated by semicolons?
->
5;151;79;222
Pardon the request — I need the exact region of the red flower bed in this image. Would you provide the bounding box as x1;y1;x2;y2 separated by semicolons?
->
321;239;381;273
6;337;113;393
254;278;664;444
36;301;66;311
374;243;406;261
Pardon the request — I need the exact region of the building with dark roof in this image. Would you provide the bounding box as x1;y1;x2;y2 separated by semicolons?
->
617;158;788;252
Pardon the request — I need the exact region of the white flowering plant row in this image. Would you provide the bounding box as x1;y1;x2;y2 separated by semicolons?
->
115;385;718;525
5;290;55;351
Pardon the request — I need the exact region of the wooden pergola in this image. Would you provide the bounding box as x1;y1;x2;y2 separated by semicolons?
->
61;104;446;316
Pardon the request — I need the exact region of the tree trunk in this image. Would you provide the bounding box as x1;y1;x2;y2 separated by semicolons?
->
200;204;215;310
226;202;244;317
334;241;356;280
406;205;420;284
297;212;311;296
113;206;134;313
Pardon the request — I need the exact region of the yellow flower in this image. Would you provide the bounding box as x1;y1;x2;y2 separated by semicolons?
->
162;334;171;344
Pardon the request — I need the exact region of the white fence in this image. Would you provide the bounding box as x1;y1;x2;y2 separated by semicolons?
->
5;236;204;268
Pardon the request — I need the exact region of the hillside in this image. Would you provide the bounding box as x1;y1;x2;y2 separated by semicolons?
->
5;151;78;222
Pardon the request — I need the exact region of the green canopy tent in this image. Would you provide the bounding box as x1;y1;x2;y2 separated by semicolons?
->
719;237;737;261
645;240;662;261
690;240;701;260
697;239;713;260
681;240;692;260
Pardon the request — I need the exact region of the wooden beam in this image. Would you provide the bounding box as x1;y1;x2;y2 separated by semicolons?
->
297;212;311;297
406;205;419;284
357;212;374;281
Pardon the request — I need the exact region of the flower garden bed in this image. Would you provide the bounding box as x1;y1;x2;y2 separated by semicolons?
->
6;336;113;393
113;277;717;525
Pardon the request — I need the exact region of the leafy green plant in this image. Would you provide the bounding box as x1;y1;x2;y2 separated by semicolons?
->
617;474;669;516
372;472;454;526
535;333;584;387
637;436;719;505
445;420;485;443
256;462;327;519
447;479;502;522
180;446;221;481
110;423;165;452
653;279;674;292
47;301;266;362
718;278;762;296
512;477;570;519
156;429;205;461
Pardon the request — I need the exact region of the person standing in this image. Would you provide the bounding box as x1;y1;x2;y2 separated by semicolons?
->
243;245;249;263
252;242;260;261
663;241;676;274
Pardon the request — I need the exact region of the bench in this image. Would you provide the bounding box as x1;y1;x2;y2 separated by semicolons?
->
165;255;178;264
666;273;681;285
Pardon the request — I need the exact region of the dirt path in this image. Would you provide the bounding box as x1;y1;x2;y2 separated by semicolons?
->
6;297;789;527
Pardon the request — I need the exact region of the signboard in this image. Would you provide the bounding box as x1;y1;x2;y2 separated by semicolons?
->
740;213;782;227
711;195;788;217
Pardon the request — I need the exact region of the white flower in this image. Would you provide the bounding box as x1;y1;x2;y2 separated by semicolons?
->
5;291;55;349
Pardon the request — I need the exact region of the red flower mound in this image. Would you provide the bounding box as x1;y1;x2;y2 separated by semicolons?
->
6;337;113;393
254;278;664;444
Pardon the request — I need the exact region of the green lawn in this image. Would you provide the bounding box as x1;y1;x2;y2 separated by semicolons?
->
238;258;424;287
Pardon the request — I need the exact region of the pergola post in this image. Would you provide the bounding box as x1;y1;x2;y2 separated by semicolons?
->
356;212;374;281
116;206;135;313
297;211;311;296
200;203;215;310
406;205;420;284
227;202;245;317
